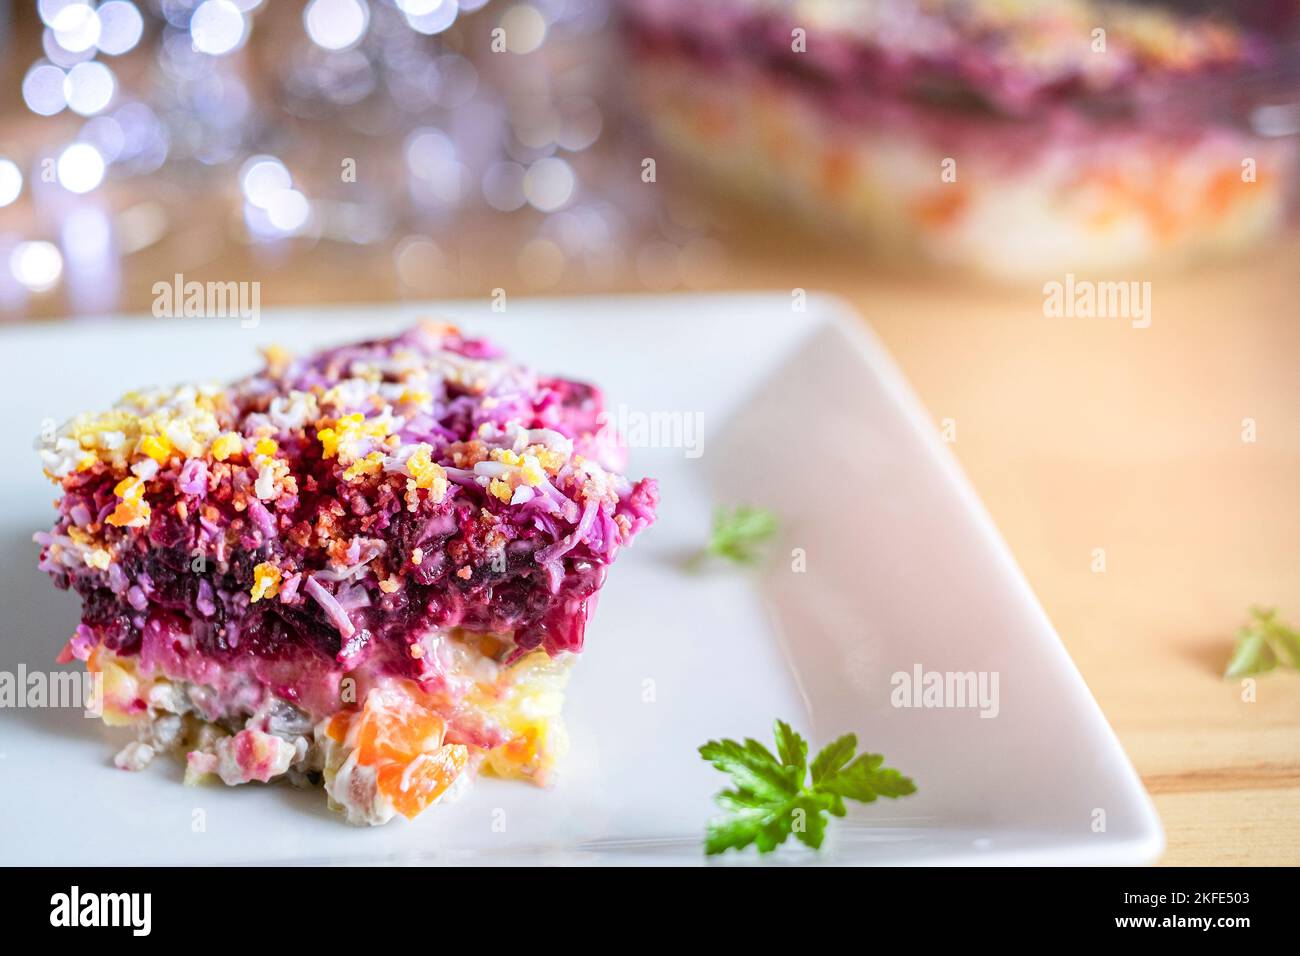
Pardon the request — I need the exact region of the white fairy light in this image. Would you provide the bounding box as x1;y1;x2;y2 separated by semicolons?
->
0;160;23;208
523;156;574;212
265;188;310;232
43;27;95;67
240;156;292;208
52;4;103;54
304;0;370;52
38;0;77;27
56;142;106;193
10;241;64;293
404;0;458;35
23;63;68;116
64;61;116;116
405;127;455;170
396;0;443;15
96;1;145;56
190;0;247;57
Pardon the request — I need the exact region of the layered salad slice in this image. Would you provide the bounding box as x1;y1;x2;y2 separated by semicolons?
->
34;322;657;825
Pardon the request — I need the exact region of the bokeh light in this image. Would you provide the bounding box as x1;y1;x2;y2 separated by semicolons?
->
190;0;247;56
43;26;96;66
404;0;458;36
304;0;370;51
9;241;64;293
0;160;24;208
56;142;106;193
80;115;126;163
51;3;102;53
482;161;527;212
23;63;68;116
96;1;145;56
523;156;575;212
266;188;311;232
499;4;546;55
240;155;292;207
64;61;116;116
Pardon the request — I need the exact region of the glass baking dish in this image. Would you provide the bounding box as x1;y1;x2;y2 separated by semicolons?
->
619;0;1300;280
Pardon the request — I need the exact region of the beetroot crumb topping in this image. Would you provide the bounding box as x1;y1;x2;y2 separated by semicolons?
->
36;322;658;708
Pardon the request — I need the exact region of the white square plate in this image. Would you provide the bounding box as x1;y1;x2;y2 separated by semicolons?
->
0;294;1162;865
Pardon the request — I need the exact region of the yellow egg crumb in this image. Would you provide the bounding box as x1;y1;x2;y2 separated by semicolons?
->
211;432;243;462
491;449;522;467
316;426;339;458
249;562;282;603
342;451;385;481
139;434;172;463
519;455;545;487
404;444;449;503
524;446;564;473
398;388;432;407
316;413;391;465
114;475;143;501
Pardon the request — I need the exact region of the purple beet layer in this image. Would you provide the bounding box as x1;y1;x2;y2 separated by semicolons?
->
36;322;657;716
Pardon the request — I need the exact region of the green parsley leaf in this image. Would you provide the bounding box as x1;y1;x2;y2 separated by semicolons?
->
791;794;832;850
699;720;917;856
773;718;808;780
809;732;857;785
814;753;918;804
1225;607;1300;679
698;736;800;803
702;505;778;565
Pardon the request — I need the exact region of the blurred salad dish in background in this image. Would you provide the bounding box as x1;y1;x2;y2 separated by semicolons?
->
620;0;1300;280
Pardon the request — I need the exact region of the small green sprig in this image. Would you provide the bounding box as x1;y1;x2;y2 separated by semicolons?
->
1225;607;1300;679
701;505;778;566
698;720;917;855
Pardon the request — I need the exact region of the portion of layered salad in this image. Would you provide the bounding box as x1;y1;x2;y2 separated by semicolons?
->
622;0;1300;279
35;323;657;825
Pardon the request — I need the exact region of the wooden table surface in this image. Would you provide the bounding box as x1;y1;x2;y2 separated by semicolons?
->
13;198;1300;865
822;243;1300;867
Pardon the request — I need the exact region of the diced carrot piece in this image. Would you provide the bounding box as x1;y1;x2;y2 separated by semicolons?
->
355;699;446;765
377;745;468;819
325;711;353;744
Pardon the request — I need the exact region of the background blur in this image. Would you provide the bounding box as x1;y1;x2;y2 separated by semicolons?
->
1;0;1299;864
3;0;1294;318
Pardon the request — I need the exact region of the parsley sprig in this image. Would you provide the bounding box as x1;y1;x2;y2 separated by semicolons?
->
1225;607;1300;679
699;720;917;855
700;505;778;566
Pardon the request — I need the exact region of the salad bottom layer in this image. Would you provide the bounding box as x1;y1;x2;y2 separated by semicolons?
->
79;627;570;826
632;58;1294;280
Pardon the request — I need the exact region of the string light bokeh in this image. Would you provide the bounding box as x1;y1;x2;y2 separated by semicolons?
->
0;0;723;317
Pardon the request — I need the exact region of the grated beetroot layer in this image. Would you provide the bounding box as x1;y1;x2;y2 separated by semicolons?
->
37;324;657;714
